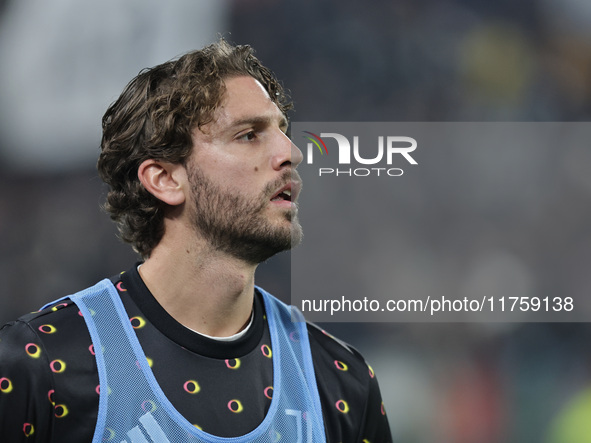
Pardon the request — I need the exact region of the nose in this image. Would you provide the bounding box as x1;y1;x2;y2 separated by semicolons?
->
272;130;303;170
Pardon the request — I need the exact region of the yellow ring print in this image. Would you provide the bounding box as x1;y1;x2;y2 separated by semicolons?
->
0;377;13;393
25;343;41;359
103;428;116;441
225;358;241;369
227;399;244;413
261;344;272;358
23;423;35;437
335;399;350;414
51;303;68;312
130;316;146;329
38;324;57;334
183;380;200;394
334;360;348;371
50;359;66;373
55;404;69;418
368;365;375;378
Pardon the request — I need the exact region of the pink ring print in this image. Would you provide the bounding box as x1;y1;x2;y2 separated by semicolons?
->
25;343;41;359
335;399;350;414
227;399;244;413
334;360;348;371
23;423;34;437
48;389;55;405
38;324;56;334
96;385;111;396
141;400;157;413
50;359;66;373
264;386;274;400
130;316;146;329
183;380;200;394
225;359;241;369
0;377;13;393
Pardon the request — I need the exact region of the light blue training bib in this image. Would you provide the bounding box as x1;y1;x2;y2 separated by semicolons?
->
51;279;326;442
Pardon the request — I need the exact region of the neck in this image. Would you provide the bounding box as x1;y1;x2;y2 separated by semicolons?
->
138;236;258;338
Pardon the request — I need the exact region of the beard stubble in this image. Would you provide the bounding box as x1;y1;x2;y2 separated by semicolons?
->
187;165;303;264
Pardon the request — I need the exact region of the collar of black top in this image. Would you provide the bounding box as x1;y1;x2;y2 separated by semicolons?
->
118;263;265;359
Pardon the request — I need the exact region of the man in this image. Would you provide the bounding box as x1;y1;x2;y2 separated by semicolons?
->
0;40;392;442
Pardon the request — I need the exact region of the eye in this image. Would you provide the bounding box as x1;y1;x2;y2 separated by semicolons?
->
237;130;257;142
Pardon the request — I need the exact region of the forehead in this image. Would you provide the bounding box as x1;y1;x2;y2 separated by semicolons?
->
192;76;287;144
223;75;273;107
214;76;285;125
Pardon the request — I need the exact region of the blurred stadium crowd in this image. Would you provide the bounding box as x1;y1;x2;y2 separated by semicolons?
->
2;0;591;441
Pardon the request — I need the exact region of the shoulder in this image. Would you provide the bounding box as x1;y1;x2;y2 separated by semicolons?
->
1;299;92;374
0;302;82;373
1;298;94;376
4;298;86;339
1;299;81;346
0;301;88;441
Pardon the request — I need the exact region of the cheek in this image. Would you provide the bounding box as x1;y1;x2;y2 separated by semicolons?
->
191;156;266;198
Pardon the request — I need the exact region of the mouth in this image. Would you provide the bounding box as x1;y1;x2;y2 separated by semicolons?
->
270;181;301;204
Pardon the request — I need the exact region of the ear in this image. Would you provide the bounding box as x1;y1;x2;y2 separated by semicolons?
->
138;159;187;206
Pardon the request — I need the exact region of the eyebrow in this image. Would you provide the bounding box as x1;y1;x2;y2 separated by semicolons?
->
229;115;289;131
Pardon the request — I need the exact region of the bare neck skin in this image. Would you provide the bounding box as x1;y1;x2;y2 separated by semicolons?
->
138;221;257;338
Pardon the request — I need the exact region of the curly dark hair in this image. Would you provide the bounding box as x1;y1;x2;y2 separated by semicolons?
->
97;40;292;258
